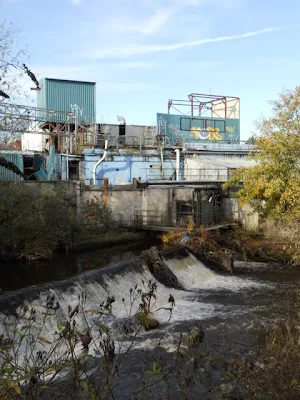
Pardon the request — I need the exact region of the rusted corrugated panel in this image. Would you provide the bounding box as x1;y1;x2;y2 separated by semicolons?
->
0;151;24;181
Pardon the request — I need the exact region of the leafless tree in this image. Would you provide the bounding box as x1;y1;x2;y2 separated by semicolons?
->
0;20;39;144
0;20;27;100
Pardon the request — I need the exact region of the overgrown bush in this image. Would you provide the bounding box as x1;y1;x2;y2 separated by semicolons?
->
162;220;228;268
0;183;80;260
82;197;114;231
162;219;218;252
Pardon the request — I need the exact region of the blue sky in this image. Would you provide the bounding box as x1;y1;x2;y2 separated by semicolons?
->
2;0;300;139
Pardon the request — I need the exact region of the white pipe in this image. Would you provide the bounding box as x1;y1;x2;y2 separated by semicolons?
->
160;147;164;178
93;140;108;185
175;148;180;181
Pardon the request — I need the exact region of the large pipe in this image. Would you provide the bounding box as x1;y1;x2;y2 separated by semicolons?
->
160;147;164;179
92;139;108;185
175;148;180;181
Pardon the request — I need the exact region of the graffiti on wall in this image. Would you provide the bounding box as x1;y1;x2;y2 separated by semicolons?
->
157;113;240;145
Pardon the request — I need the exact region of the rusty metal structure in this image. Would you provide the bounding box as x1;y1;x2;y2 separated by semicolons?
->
168;93;240;119
0;102;97;153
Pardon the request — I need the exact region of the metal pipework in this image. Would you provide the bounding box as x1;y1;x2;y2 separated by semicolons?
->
174;148;180;181
92;139;108;185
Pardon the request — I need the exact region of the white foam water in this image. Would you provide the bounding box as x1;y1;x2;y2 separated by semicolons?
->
164;252;265;291
0;251;270;371
163;253;216;289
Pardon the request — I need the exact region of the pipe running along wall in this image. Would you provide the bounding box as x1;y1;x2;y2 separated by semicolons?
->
92;139;108;185
160;147;164;178
174;148;180;181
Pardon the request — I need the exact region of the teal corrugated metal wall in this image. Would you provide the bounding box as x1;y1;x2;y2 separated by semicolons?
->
157;113;240;145
0;151;24;181
46;145;60;181
33;154;47;180
37;78;96;122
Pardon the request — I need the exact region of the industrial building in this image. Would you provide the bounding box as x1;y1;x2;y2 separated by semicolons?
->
0;78;254;185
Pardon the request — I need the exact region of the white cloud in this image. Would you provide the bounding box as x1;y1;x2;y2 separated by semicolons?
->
84;27;281;60
70;0;81;5
103;0;243;38
118;7;176;36
142;8;176;35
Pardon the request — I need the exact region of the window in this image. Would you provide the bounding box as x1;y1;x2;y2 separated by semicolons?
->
215;120;226;132
180;117;191;131
180;117;226;132
192;118;205;129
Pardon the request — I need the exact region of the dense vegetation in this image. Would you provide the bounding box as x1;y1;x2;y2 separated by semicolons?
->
221;87;300;397
0;183;113;261
226;86;300;220
225;86;300;263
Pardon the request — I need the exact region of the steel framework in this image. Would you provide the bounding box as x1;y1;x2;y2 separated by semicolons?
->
0;102;97;153
168;93;240;119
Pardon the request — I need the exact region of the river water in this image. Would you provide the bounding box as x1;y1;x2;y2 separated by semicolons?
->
0;245;299;399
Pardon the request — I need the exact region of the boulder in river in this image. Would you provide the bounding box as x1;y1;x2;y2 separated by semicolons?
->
141;247;184;290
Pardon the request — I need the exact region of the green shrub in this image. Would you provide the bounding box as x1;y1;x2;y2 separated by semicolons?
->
82;197;114;231
0;183;79;260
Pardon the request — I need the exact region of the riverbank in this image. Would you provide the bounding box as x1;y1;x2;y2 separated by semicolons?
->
0;230;152;262
0;182;140;262
162;224;295;273
1;247;299;399
160;227;300;398
1;209;300;398
0;232;161;292
229;283;300;399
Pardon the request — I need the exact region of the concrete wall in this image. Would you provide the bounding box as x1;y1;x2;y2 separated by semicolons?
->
81;185;196;226
14;181;260;230
184;158;229;182
261;219;300;241
12;179;260;230
223;198;259;230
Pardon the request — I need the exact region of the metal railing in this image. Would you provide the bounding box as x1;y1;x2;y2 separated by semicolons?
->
142;167;235;182
132;209;172;227
183;168;235;182
83;167;236;185
183;139;255;152
96;135;171;149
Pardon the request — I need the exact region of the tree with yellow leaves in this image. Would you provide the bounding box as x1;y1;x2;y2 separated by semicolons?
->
225;86;300;220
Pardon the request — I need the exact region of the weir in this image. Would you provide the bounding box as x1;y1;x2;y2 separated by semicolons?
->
0;248;263;318
0;246;273;398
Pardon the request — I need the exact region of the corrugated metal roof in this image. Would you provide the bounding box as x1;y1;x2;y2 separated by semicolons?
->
0;151;24;181
44;78;96;84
